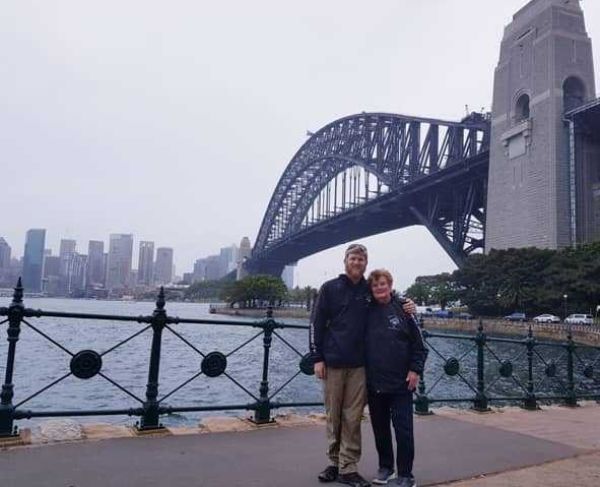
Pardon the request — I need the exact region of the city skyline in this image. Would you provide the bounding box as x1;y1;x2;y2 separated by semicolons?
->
2;1;599;291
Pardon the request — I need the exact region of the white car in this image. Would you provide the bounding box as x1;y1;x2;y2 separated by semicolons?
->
564;314;594;325
533;314;561;323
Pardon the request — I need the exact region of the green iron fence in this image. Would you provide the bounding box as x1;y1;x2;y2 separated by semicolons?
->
1;279;600;441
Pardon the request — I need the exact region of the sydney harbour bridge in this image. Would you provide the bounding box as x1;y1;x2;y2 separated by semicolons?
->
247;113;490;276
247;0;600;277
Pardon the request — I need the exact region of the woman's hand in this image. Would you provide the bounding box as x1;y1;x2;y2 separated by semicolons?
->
402;298;417;315
406;371;420;391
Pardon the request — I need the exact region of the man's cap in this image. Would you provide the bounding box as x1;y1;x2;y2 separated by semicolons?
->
345;243;368;259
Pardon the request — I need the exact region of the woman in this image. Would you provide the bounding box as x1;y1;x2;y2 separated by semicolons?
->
365;269;428;487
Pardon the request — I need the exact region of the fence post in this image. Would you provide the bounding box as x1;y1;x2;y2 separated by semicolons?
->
414;320;432;415
473;319;489;412
565;325;578;407
253;307;275;424
138;287;167;431
0;279;25;438
523;323;538;410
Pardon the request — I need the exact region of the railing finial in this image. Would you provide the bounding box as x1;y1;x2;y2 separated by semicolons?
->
12;277;24;305
156;287;166;310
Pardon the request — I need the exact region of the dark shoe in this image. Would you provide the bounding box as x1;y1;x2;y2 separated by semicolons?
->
372;467;396;484
394;476;416;487
338;472;371;487
318;465;339;482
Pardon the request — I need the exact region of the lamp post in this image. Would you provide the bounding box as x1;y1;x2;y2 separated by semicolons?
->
563;294;568;321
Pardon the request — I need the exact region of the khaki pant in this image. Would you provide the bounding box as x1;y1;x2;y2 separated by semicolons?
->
323;366;367;474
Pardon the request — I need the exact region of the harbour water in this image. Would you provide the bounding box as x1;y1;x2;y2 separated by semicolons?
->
1;298;598;427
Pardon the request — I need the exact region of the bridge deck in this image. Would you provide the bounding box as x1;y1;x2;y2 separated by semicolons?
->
3;403;600;486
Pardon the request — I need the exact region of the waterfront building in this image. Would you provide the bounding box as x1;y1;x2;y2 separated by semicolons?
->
0;238;11;286
219;244;238;277
43;256;60;278
86;240;105;288
106;234;134;291
236;236;252;280
154;247;174;285
67;253;88;295
137;241;154;286
204;255;222;281
42;255;61;296
58;239;76;293
0;237;11;271
282;264;296;289
22;229;46;293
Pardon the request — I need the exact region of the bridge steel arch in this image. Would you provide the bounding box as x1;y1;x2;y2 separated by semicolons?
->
247;112;490;276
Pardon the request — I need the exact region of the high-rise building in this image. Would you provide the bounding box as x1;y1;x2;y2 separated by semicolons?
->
137;241;155;286
154;247;174;285
106;234;133;291
204;255;222;281
67;253;87;295
237;237;252;280
219;244;238;277
0;237;12;286
58;239;77;293
87;240;105;287
282;264;296;289
43;256;60;278
22;229;46;293
0;237;11;271
193;258;207;282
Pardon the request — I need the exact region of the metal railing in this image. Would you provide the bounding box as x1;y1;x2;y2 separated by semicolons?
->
1;279;600;440
0;279;316;439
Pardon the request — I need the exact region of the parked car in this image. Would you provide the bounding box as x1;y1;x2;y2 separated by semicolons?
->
564;314;594;325
504;312;527;322
458;312;474;320
433;309;453;319
532;314;561;323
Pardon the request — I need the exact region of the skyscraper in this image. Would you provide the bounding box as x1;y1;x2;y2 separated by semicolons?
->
137;241;155;286
237;236;252;280
0;237;12;286
106;234;133;291
67;253;88;295
22;229;46;293
87;240;105;288
0;237;11;271
154;247;174;285
59;239;76;293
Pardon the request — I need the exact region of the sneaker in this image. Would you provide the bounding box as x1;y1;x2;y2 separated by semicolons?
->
394;476;416;487
372;467;396;484
337;472;371;487
318;465;339;482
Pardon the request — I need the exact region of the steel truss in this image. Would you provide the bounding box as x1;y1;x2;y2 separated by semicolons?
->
249;112;490;274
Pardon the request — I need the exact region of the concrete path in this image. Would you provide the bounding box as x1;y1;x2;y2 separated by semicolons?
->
2;403;599;487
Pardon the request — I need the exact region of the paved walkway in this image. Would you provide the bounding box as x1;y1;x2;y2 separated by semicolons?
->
1;403;599;486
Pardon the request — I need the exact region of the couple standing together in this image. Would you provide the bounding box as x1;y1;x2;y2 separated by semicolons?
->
309;243;428;487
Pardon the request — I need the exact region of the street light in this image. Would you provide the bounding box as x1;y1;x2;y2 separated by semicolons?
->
563;294;568;321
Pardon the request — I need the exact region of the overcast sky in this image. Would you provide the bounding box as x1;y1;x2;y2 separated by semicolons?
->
2;0;599;291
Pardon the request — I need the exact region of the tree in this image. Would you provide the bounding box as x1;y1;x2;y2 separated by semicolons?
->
221;275;288;308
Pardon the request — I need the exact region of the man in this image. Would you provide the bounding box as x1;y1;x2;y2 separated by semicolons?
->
310;244;416;487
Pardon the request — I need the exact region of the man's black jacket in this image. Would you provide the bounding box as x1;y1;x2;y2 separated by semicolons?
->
309;274;370;368
365;295;428;394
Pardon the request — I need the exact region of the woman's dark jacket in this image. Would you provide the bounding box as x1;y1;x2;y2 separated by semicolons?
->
365;294;428;394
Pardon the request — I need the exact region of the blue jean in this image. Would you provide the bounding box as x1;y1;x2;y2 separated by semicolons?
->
367;391;414;477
